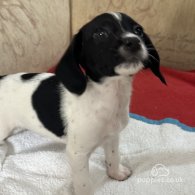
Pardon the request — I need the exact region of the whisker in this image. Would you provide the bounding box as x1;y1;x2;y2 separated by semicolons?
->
148;54;159;63
147;47;156;51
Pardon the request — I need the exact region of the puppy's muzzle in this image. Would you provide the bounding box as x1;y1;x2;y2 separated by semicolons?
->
119;36;145;63
122;37;141;53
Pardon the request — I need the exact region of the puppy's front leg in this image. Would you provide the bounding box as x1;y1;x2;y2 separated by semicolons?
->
66;135;95;195
103;134;132;181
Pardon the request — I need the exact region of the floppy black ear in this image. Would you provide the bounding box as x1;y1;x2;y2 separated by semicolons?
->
143;36;167;85
55;31;87;95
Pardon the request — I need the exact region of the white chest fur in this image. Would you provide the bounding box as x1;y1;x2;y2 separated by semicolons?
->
63;76;132;142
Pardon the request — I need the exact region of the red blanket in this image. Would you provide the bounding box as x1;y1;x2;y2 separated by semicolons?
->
131;67;195;127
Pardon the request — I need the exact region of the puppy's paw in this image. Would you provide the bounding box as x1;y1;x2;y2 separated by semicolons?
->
108;164;132;181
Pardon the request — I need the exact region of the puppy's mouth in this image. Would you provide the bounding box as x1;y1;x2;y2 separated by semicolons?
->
114;42;148;76
119;44;148;64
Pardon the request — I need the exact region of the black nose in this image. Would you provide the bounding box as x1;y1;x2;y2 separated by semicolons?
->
123;37;141;52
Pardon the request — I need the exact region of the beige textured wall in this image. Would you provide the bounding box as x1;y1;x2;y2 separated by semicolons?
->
0;0;70;74
71;0;195;70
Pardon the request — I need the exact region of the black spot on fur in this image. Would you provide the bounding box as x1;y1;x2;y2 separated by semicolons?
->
32;76;66;137
21;73;39;81
0;75;6;80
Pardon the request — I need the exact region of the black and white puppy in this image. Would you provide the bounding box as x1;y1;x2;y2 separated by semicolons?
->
0;12;166;195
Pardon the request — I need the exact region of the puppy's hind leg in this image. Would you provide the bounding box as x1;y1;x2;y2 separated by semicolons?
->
0;125;10;143
0;126;10;170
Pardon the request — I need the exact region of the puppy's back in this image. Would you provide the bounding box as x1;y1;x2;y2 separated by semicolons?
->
0;73;58;140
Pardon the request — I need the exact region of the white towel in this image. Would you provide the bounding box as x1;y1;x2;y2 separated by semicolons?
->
1;115;195;195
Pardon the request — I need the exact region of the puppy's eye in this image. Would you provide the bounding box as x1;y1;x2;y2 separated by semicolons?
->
134;26;144;37
93;31;109;40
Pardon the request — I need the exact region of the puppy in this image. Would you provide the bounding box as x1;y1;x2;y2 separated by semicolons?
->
0;12;166;195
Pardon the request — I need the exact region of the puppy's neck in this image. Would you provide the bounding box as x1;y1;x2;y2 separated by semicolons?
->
87;75;133;96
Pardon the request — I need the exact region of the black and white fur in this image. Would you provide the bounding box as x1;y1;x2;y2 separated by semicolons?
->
0;12;166;195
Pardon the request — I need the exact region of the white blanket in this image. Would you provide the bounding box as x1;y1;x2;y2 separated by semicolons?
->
1;114;195;195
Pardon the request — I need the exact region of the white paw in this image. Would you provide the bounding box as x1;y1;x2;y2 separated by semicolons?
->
108;164;132;181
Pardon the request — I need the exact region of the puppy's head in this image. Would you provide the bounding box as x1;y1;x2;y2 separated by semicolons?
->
56;12;166;95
